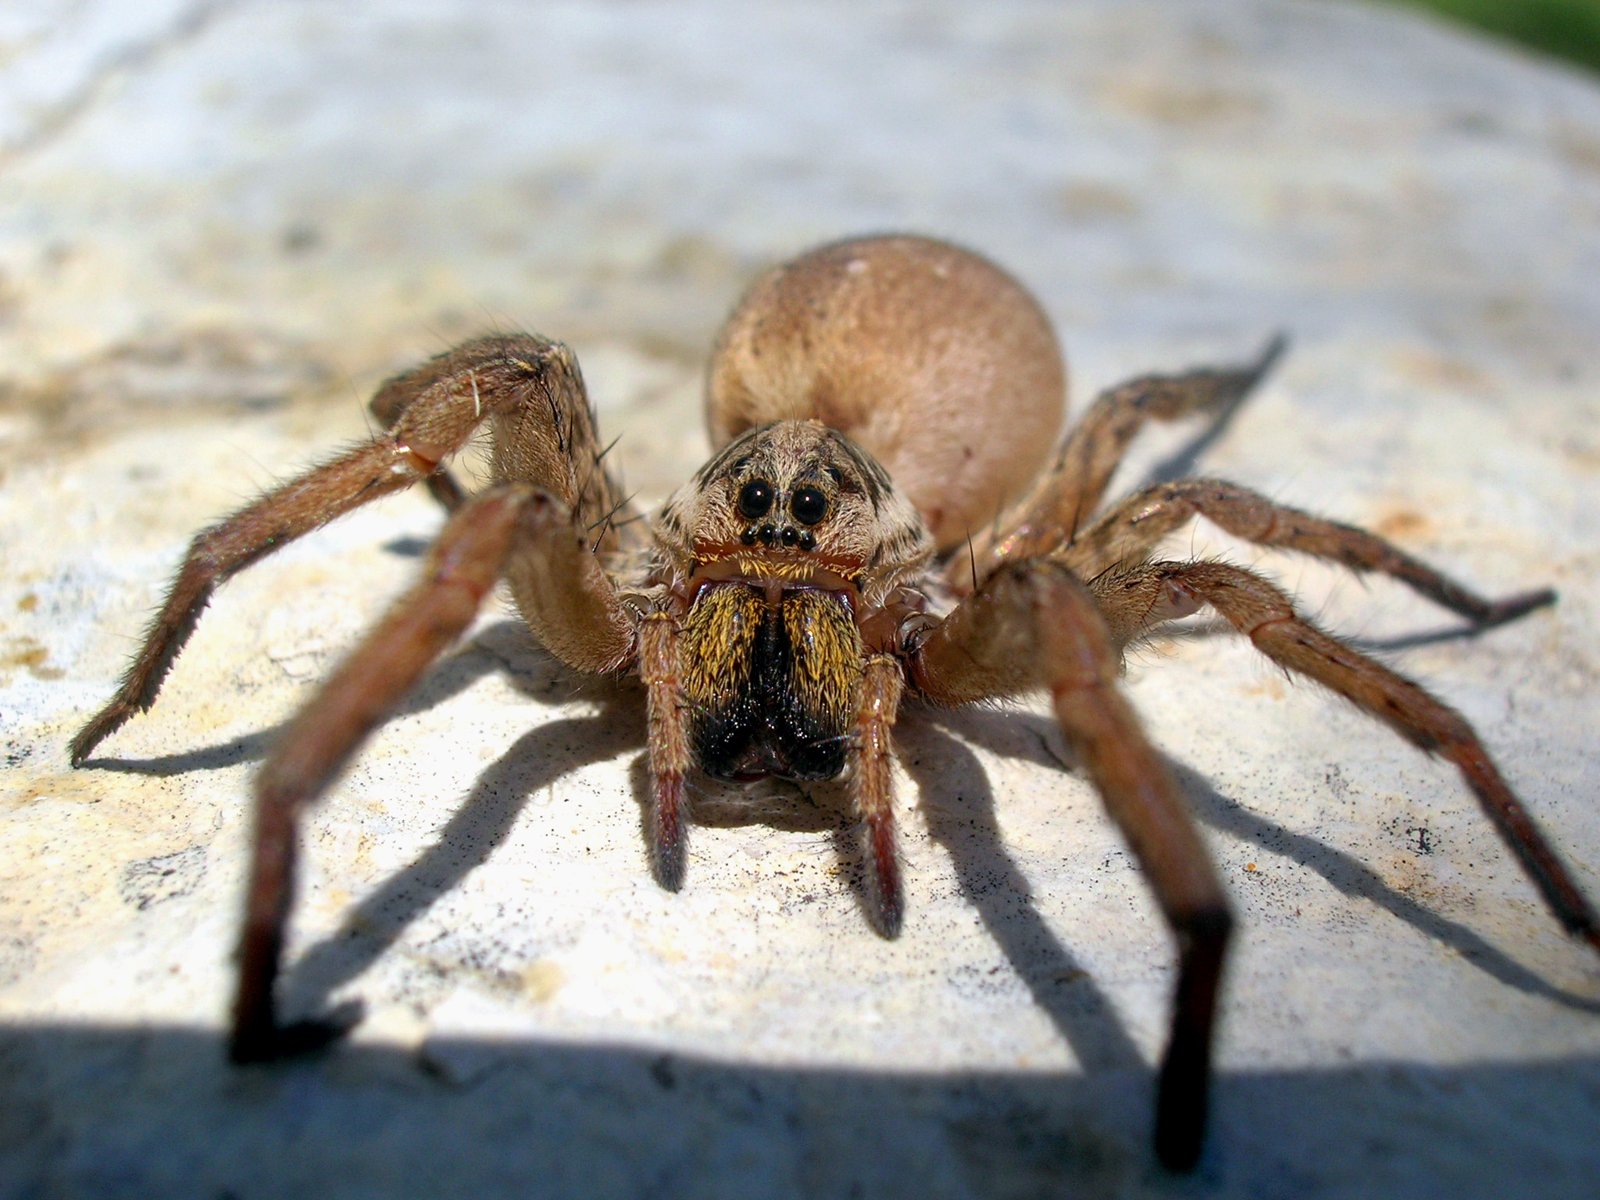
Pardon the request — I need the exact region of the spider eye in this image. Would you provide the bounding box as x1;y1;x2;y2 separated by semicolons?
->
790;486;828;526
737;479;775;519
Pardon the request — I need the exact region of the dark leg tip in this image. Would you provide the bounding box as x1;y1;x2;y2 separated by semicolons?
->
1154;1016;1218;1172
228;1021;278;1065
865;881;904;940
68;723;108;768
1253;331;1291;379
651;832;686;893
1474;587;1557;631
1154;1115;1206;1173
1154;1057;1209;1172
228;1003;362;1064
650;774;687;892
862;816;904;939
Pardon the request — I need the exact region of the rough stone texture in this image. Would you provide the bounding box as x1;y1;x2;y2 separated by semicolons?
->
2;2;1598;1197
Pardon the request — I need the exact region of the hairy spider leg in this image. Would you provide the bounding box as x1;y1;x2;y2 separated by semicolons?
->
69;439;431;766
1061;478;1554;628
1091;559;1600;954
958;336;1285;592
233;485;632;1060
855;654;906;935
640;613;691;891
912;560;1233;1171
70;335;632;765
368;353;474;513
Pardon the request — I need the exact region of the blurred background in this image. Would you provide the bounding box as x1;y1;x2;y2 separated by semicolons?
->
1391;0;1600;74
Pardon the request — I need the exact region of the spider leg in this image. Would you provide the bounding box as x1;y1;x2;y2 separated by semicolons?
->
232;483;633;1061
369;363;470;513
1061;478;1554;627
68;438;432;766
639;614;691;890
855;654;906;936
956;336;1284;591
911;562;1232;1171
71;333;630;764
1093;559;1600;955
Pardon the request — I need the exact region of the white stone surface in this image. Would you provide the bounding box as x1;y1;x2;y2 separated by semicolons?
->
2;1;1599;1197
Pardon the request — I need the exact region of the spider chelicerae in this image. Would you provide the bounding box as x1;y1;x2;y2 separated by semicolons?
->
70;234;1599;1170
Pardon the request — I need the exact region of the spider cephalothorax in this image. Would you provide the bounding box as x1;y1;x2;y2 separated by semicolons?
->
70;233;1599;1171
655;416;933;596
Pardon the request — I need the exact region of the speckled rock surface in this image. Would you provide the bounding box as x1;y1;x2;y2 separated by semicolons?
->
2;2;1599;1197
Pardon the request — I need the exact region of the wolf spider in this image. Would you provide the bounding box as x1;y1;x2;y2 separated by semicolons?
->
71;234;1598;1169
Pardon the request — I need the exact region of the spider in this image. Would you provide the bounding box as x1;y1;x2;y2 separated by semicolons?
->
70;234;1599;1170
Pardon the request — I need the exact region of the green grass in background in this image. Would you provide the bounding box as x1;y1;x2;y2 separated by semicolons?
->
1383;0;1600;73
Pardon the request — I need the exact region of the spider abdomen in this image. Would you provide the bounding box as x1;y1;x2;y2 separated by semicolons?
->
680;582;862;781
705;234;1065;553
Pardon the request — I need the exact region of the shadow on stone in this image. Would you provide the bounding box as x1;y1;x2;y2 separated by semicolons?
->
899;717;1146;1075
922;702;1599;1015
281;699;646;1026
3;1021;1597;1199
80;620;571;777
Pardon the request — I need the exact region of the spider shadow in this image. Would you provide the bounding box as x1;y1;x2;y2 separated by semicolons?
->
936;702;1599;1015
1132;331;1288;493
80;723;284;777
77;618;562;777
79;615;650;1031
83;611;1596;1051
259;623;1009;1033
642;762;857;839
625;757;891;927
1164;756;1600;1014
621;706;1154;1075
278;656;649;1026
897;713;1148;1073
258;640;1146;1068
1147;614;1537;660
